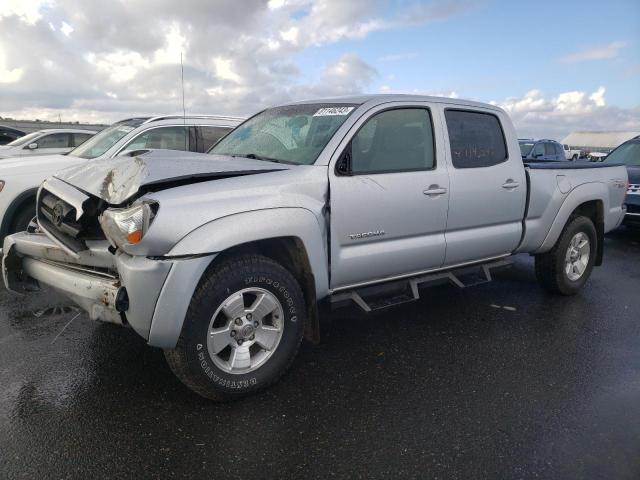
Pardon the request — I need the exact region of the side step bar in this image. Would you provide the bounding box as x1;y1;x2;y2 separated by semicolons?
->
329;259;512;313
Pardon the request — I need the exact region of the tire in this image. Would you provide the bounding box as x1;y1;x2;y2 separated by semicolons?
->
535;216;597;295
572;154;578;161
164;254;306;401
10;201;36;234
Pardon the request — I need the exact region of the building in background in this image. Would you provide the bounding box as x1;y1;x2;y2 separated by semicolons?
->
561;131;640;155
0;118;106;135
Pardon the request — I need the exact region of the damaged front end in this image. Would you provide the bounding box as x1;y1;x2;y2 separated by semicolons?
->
2;176;177;341
3;233;127;324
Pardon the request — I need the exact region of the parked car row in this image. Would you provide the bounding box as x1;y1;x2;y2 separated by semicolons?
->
602;135;640;227
0;115;242;238
0;125;26;145
519;138;566;161
0;128;97;159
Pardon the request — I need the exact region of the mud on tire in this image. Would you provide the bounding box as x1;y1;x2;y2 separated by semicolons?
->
164;254;306;401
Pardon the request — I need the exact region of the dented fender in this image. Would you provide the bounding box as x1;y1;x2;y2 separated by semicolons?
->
168;207;330;299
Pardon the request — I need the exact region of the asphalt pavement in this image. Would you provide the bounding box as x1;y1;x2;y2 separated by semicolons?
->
1;228;639;479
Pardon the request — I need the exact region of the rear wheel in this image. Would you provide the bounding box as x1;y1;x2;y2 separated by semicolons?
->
535;216;596;295
164;254;306;401
571;154;578;161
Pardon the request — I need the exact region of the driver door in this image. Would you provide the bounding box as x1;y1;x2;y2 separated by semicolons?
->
329;104;450;289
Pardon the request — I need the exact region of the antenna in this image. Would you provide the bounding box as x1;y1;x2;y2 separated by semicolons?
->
181;52;186;149
180;53;186;122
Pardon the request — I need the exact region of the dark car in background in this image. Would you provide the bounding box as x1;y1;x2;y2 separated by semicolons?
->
0;126;25;145
603;136;640;227
519;138;566;161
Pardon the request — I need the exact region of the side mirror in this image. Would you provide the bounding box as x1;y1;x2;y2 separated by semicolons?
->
335;145;352;176
533;153;543;158
27;143;38;150
117;149;150;157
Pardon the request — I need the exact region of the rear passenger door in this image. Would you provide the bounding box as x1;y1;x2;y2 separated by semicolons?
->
442;108;526;266
329;104;450;288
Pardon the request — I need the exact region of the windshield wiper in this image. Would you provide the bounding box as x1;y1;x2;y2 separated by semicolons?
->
234;153;296;165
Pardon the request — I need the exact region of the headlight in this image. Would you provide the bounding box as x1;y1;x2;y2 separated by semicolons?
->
99;201;158;249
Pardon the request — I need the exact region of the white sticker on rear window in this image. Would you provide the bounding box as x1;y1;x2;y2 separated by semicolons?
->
313;107;355;117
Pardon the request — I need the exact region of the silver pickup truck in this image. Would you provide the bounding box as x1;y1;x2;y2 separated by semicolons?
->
2;95;628;400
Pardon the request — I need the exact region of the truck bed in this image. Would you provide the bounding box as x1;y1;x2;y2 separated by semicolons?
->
523;161;624;170
516;162;627;255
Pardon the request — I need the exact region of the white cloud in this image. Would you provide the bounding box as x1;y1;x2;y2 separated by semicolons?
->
0;47;23;83
153;23;187;64
496;86;640;139
559;41;627;64
4;0;472;120
0;0;51;24
88;50;151;83
60;21;73;37
213;57;243;84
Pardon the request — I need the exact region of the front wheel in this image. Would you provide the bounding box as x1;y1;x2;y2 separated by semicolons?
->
164;254;306;401
535;216;597;295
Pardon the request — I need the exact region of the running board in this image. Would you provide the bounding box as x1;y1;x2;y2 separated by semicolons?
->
329;259;512;313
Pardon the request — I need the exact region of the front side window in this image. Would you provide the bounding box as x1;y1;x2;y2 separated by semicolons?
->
201;126;232;151
35;133;70;149
6;131;41;147
604;141;640;166
445;110;506;168
350;108;435;174
68;118;146;159
124;126;189;152
210;103;358;165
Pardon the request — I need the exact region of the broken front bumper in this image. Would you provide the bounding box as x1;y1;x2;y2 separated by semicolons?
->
2;231;215;348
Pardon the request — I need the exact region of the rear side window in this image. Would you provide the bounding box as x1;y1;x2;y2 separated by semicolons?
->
444;110;507;168
200;126;231;152
544;142;556;155
36;133;71;149
72;133;93;147
351;108;435;174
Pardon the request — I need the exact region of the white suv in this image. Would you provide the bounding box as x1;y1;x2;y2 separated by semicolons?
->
0;115;243;238
0;128;96;159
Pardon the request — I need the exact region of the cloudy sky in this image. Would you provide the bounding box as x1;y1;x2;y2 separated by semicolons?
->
0;0;639;139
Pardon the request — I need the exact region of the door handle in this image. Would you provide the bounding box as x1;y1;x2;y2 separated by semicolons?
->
502;180;520;190
423;185;447;196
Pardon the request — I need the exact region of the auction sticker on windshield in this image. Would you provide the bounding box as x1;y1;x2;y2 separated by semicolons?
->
313;107;355;117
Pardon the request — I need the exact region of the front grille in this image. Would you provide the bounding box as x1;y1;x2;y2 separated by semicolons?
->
37;189;105;252
627;184;640;196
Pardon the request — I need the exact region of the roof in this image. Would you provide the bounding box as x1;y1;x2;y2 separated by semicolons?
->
33;128;98;134
561;131;640;149
286;94;503;113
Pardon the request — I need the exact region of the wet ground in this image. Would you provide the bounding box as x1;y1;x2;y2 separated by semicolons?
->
1;228;639;479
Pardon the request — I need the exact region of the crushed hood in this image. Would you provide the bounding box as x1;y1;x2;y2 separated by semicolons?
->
54;149;290;205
